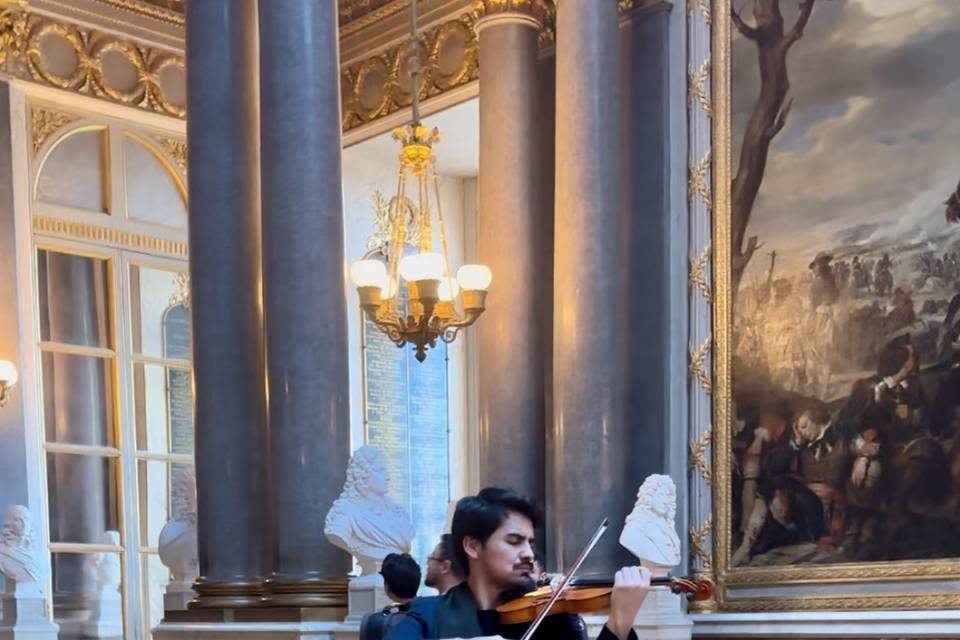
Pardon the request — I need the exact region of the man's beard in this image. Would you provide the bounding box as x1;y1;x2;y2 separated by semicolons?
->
499;564;536;600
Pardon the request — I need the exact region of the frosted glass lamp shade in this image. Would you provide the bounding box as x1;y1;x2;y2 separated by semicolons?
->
350;260;387;288
399;252;444;282
457;264;492;291
0;360;18;386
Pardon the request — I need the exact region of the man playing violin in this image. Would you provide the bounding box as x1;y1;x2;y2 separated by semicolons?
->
386;487;650;640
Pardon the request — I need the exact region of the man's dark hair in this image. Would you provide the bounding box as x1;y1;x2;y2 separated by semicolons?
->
437;533;465;578
380;553;421;600
451;487;541;576
435;533;453;562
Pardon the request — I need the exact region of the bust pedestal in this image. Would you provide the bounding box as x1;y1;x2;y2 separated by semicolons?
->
163;581;195;612
629;587;693;640
0;579;59;640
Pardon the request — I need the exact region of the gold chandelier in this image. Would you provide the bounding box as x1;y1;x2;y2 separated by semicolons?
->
349;0;490;363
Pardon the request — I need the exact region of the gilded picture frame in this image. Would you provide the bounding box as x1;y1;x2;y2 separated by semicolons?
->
711;0;960;611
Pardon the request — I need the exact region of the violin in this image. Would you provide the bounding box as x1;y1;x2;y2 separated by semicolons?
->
496;575;714;626
495;518;713;640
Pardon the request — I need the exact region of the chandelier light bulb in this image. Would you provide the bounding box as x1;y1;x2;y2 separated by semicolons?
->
399;252;444;282
456;264;492;291
438;277;460;301
350;259;387;288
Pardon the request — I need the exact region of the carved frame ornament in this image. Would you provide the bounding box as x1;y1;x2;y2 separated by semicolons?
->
709;0;960;612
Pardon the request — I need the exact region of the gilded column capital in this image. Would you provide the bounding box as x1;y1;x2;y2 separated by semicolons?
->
471;0;554;33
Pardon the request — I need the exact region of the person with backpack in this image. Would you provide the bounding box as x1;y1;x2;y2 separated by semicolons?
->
360;552;422;640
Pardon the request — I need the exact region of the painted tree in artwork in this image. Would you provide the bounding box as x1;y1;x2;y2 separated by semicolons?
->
947;179;960;223
730;0;817;292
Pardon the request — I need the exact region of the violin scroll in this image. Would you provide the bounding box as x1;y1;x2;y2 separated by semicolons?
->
665;576;714;602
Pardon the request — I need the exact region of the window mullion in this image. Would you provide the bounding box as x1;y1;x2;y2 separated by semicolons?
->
114;250;145;640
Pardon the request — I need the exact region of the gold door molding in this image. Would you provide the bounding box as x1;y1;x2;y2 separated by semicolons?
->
33;216;188;259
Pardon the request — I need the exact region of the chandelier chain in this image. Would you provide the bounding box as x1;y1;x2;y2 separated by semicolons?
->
386;167;408;315
409;0;422;123
432;160;455;301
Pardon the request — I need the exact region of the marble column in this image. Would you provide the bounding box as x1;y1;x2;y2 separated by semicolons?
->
548;0;630;574
259;0;351;610
474;6;548;506
184;0;270;608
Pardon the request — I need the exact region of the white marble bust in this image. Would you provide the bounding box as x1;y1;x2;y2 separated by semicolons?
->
85;531;122;594
619;474;681;577
158;471;198;583
0;505;43;583
324;445;413;577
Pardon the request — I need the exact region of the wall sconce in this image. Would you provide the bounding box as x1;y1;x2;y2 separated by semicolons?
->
0;360;18;407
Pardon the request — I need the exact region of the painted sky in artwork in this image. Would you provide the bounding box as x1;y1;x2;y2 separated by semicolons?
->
732;0;960;283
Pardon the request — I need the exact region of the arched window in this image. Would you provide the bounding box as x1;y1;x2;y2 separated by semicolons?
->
30;106;190;640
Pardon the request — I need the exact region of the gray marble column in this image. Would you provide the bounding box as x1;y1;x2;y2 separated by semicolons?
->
475;10;546;507
259;0;351;610
548;0;629;574
185;0;270;608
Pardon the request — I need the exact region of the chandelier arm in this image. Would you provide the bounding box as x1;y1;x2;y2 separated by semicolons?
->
370;312;408;348
440;308;483;330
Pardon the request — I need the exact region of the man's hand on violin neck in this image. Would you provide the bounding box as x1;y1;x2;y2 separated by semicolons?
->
605;566;651;640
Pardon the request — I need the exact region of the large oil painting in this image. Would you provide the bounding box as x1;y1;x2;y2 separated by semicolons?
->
724;0;960;576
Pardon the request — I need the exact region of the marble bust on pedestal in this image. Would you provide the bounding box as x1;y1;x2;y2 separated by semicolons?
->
0;505;43;584
619;474;681;576
0;505;59;639
159;471;198;584
158;471;199;610
324;445;414;578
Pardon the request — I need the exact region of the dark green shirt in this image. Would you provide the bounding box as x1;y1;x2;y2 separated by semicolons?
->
385;583;638;640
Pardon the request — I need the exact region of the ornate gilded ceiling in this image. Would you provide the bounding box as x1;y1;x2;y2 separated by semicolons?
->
338;0;399;27
140;0;182;10
86;0;407;34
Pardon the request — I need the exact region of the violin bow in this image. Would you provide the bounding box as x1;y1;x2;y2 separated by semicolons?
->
519;518;608;640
